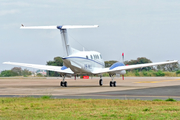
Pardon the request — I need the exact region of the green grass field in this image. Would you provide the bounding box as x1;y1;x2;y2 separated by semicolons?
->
0;97;180;120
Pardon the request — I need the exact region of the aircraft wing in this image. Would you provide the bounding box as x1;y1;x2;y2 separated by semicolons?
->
92;60;178;74
3;62;74;74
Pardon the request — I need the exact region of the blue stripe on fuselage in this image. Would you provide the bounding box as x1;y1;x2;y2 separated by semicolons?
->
62;57;105;67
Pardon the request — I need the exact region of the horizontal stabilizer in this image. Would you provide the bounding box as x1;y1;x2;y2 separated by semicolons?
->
61;25;98;29
20;26;57;29
20;25;99;30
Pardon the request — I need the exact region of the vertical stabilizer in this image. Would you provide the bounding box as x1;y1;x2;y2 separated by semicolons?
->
60;29;71;56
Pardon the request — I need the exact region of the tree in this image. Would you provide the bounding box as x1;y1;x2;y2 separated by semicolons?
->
22;69;32;76
0;70;17;77
46;57;63;77
157;62;179;71
105;60;118;68
11;67;22;76
124;57;152;71
11;67;31;76
47;57;63;66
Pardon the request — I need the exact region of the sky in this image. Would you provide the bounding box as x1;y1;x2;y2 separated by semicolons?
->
0;0;180;70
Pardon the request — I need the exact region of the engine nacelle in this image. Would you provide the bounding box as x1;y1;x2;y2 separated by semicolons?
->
109;62;126;75
115;70;126;75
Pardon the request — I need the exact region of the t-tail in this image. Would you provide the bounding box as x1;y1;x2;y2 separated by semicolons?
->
20;25;99;57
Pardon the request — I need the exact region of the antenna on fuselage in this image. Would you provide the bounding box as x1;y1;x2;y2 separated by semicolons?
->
20;25;99;57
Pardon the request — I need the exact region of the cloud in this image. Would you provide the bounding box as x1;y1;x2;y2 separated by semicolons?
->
1;2;30;7
1;1;50;8
0;10;19;16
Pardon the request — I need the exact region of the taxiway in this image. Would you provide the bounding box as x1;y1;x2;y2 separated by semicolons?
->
0;77;180;100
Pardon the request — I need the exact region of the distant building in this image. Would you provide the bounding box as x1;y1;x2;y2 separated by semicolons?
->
36;70;47;75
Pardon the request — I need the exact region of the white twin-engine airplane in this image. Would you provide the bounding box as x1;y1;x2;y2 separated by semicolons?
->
3;25;178;87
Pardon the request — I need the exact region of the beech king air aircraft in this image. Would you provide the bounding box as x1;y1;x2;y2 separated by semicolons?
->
3;25;178;87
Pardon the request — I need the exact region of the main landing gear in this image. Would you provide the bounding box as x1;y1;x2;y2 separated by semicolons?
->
60;75;67;87
60;74;117;87
99;75;103;86
99;75;116;87
110;75;116;87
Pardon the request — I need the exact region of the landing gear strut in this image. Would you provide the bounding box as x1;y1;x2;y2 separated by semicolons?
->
60;75;67;87
99;75;103;86
110;75;116;87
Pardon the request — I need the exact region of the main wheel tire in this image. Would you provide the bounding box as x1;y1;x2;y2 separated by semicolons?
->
99;79;103;86
64;81;67;87
60;81;63;87
110;81;113;87
113;81;116;87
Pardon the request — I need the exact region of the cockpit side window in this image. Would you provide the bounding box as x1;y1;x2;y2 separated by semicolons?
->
86;56;88;59
100;54;102;59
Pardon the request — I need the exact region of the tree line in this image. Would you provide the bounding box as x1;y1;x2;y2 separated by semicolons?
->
0;67;31;77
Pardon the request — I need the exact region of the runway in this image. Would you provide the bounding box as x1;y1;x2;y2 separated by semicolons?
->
0;77;180;100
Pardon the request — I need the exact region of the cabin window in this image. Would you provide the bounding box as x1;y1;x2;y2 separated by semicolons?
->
91;55;93;59
93;55;96;59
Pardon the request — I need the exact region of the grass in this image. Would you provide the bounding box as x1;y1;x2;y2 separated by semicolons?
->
41;95;51;99
165;98;177;102
0;98;180;119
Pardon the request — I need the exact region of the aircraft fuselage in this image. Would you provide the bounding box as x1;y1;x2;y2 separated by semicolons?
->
62;51;105;74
